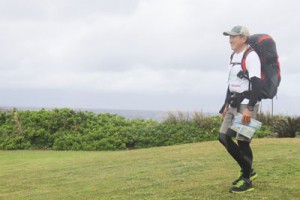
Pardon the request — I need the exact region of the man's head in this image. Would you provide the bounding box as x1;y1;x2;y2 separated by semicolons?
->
223;26;250;53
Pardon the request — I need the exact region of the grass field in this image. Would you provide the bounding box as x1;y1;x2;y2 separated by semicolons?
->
0;138;299;200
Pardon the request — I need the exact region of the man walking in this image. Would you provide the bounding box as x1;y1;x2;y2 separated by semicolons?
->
219;26;261;193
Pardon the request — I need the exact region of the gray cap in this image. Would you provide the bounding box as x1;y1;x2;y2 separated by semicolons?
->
223;26;250;36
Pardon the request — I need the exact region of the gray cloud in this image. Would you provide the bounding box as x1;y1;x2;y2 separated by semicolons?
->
0;0;299;114
0;0;139;20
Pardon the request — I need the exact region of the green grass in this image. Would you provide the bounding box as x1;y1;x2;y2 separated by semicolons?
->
1;138;299;200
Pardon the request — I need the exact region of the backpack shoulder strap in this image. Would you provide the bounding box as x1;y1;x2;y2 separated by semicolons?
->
229;52;235;65
241;47;254;92
230;52;242;66
230;52;234;63
241;47;254;71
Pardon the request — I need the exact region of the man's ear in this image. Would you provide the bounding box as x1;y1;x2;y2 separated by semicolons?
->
242;36;248;43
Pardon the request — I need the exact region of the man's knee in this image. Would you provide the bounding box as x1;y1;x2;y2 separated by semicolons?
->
219;129;238;148
218;133;229;147
227;128;237;137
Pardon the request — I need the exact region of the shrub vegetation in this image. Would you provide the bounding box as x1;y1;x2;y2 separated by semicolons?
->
0;108;298;150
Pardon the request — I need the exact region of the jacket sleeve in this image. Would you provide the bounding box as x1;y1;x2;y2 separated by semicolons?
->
248;77;261;107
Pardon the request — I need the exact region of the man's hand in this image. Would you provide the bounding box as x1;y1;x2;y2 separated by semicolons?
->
242;108;252;125
222;106;228;121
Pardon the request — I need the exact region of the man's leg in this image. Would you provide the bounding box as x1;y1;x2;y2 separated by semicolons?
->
236;104;259;179
230;139;255;193
237;140;253;179
219;133;245;170
219;106;245;169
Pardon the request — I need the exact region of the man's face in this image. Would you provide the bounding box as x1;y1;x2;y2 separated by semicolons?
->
229;35;247;53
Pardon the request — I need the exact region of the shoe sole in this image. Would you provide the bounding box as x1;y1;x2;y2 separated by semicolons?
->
250;174;258;181
230;187;254;193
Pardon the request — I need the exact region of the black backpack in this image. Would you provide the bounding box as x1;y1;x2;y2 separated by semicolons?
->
241;34;281;99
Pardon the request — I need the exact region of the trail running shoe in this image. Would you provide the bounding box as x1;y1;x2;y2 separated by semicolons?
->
232;169;257;185
230;179;254;193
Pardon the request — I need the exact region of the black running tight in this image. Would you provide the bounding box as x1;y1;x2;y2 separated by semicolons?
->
219;133;253;179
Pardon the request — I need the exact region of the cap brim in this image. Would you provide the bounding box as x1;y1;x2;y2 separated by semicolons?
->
223;31;239;36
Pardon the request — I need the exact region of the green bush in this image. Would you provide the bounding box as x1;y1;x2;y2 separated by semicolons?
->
254;125;273;138
0;135;31;150
273;116;300;138
0;108;288;151
53;132;83;150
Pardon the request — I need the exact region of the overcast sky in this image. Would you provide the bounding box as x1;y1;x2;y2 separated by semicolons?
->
0;0;299;115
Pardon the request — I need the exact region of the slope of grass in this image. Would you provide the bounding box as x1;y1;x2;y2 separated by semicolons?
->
0;138;299;200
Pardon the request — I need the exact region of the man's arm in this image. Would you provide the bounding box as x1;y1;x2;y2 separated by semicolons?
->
248;77;261;107
242;76;261;124
242;51;261;124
